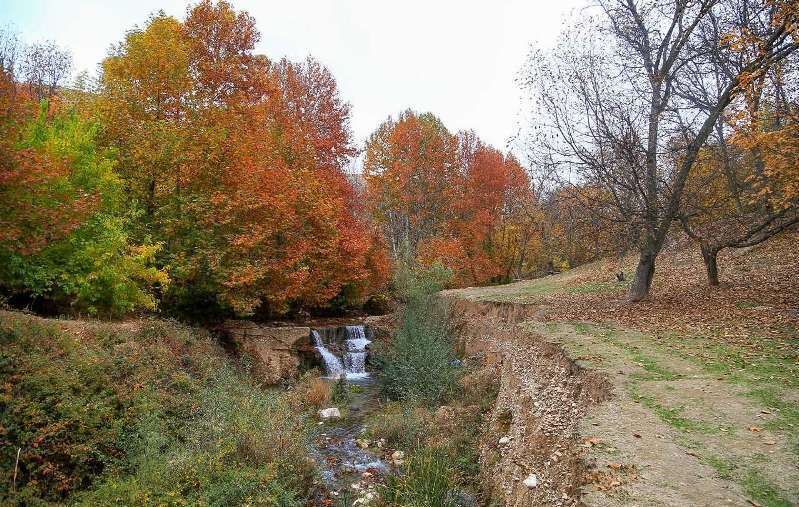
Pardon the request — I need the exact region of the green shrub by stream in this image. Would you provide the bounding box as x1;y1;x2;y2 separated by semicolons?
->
369;263;489;505
0;313;312;505
379;263;460;405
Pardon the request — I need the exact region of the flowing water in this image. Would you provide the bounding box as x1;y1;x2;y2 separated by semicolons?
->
309;325;389;503
312;330;345;378
313;325;372;380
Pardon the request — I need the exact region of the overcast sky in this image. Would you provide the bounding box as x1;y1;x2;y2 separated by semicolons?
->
2;0;586;157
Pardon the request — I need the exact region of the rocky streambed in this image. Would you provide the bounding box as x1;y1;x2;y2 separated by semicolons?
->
309;378;404;505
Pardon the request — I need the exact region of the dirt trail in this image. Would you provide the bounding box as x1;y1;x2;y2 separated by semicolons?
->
447;300;798;507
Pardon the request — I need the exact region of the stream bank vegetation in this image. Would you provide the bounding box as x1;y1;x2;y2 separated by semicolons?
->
361;264;499;506
0;311;317;505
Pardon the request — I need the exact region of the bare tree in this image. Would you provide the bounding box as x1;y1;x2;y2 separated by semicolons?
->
22;41;72;101
521;0;798;301
0;27;21;80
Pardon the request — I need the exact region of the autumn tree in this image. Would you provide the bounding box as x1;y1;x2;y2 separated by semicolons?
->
99;1;386;317
365;112;538;286
522;0;799;301
364;110;461;258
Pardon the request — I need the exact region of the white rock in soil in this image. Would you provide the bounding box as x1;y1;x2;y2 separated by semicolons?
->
391;450;405;461
318;407;341;420
498;436;511;445
523;473;539;489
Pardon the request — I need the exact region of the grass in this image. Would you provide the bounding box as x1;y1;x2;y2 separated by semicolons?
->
627;383;723;435
742;470;794;507
565;281;625;294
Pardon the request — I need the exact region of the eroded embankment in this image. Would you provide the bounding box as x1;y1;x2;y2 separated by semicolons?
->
447;298;799;507
447;300;612;506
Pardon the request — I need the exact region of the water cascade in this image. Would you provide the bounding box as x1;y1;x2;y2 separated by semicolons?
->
312;325;371;379
343;325;371;380
312;330;344;378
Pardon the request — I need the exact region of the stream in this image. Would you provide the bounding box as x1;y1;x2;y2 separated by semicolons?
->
309;326;391;505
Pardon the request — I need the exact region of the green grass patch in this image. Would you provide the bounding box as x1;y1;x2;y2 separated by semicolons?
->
702;455;737;480
565;281;624;294
742;469;794;507
628;384;721;435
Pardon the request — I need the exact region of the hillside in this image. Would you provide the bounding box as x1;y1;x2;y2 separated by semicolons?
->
444;232;798;506
0;312;315;505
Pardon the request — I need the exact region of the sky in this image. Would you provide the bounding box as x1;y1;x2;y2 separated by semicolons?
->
2;0;586;158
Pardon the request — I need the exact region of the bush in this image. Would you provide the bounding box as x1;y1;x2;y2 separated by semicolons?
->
379;295;459;405
364;402;431;450
391;261;452;303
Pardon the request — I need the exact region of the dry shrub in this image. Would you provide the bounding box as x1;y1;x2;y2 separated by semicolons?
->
306;378;332;407
460;365;500;412
289;372;331;409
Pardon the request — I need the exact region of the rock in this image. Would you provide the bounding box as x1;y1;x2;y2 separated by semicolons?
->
391;450;405;466
356;439;370;449
318;407;341;420
523;473;539;489
220;321;311;384
499;436;511;445
445;489;478;507
353;490;377;506
377;438;386;449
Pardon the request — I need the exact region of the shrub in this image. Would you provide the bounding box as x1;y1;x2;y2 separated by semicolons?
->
364;402;431;450
331;376;349;404
391;261;452;303
379;294;459;405
0;313;312;505
305;377;333;408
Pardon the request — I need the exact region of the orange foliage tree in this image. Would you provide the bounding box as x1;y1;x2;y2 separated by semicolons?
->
100;1;387;317
365;111;537;286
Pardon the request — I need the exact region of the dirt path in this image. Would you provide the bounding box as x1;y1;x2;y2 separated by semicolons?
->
446;298;798;506
523;321;799;507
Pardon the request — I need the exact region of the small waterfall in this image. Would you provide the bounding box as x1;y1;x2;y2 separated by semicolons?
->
343;325;371;380
312;326;371;380
312;330;344;379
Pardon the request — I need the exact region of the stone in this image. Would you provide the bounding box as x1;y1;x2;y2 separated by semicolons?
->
499;436;511;445
523;473;539;489
391;450;405;466
220;321;311;384
318;407;341;420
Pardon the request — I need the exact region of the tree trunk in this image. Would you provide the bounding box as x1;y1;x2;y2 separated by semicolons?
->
628;250;656;302
700;243;720;286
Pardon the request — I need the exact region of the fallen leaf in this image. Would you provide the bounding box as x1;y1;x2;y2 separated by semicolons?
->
748;426;763;432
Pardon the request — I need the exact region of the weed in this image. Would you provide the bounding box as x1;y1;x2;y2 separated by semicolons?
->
380;448;456;506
